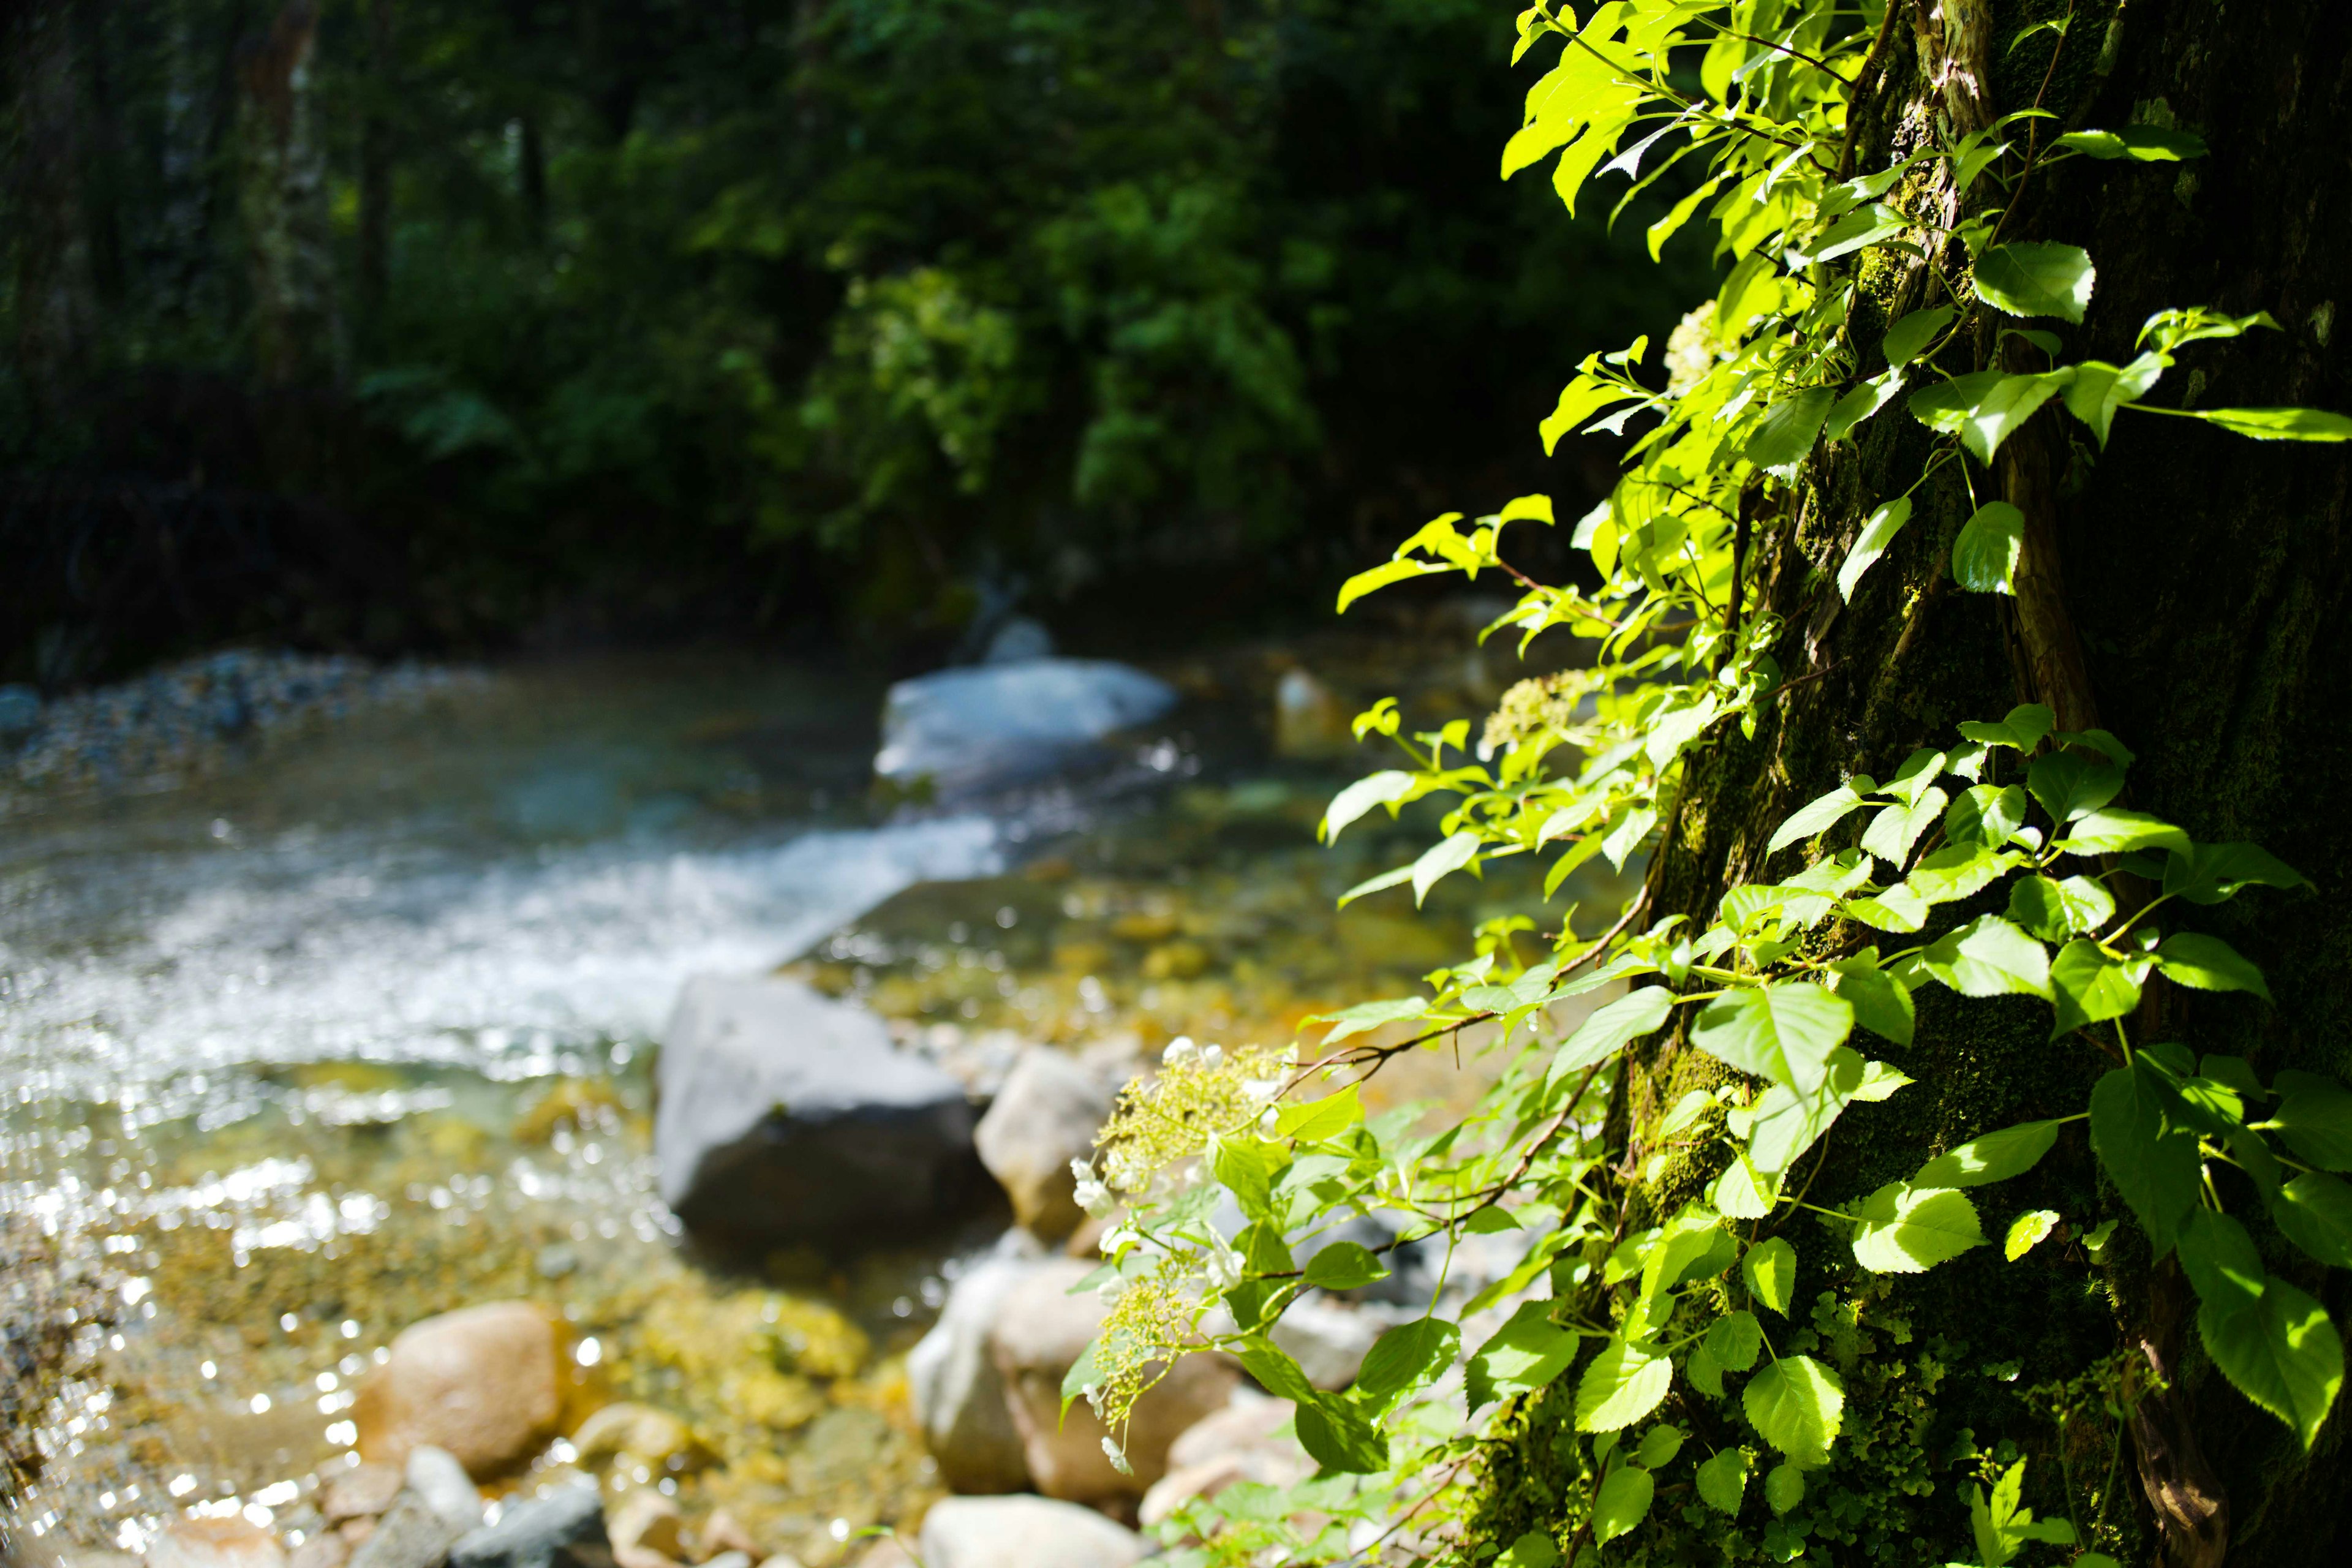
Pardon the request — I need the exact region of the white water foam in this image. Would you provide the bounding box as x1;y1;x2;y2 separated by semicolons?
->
0;815;1001;1107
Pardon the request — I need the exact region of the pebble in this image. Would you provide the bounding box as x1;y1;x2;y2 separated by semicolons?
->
448;1480;608;1568
143;1520;287;1568
322;1464;405;1523
345;1492;460;1568
404;1445;484;1531
353;1302;564;1477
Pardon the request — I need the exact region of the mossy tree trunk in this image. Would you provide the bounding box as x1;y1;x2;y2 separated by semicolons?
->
1483;4;2352;1564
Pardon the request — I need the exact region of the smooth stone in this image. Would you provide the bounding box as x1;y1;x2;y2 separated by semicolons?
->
568;1404;710;1477
652;974;982;1243
916;1497;1146;1568
605;1491;685;1568
972;1050;1112;1242
0;684;41;739
987;1259;1237;1504
449;1482;611;1568
695;1512;757;1559
906;1250;1041;1494
347;1493;463;1568
1272;668;1352;759
322;1464;406;1523
696;1556;748;1568
405;1446;485;1531
353;1304;564;1478
144;1520;287;1568
981;617;1055;664
290;1536;352;1568
1139;1393;1311;1527
873;659;1177;796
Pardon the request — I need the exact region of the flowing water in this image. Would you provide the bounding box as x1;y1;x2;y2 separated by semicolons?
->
0;637;1621;1565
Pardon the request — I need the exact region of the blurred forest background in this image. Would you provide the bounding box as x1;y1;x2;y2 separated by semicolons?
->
2;0;1703;687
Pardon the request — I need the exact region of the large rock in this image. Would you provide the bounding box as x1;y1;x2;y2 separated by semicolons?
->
347;1493;464;1568
404;1446;484;1531
916;1498;1146;1568
1139;1393;1312;1527
654;975;982;1242
873;660;1177;797
353;1304;563;1478
987;1260;1237;1506
145;1520;286;1568
906;1253;1039;1494
972;1050;1112;1240
450;1483;611;1568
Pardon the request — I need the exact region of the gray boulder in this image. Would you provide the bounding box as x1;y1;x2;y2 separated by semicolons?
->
916;1497;1145;1568
972;1050;1113;1240
873;660;1177;797
450;1483;612;1568
654;975;982;1242
347;1494;462;1568
906;1246;1042;1494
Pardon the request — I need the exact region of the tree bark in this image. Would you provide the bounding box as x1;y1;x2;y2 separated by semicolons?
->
1480;3;2352;1563
356;0;395;342
235;0;341;386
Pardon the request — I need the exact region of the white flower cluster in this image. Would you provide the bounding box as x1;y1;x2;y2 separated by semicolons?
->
1070;1156;1116;1218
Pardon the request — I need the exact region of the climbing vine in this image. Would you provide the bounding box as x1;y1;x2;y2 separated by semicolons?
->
1076;4;2352;1564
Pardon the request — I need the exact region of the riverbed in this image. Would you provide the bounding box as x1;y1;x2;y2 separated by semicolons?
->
1;630;1621;1564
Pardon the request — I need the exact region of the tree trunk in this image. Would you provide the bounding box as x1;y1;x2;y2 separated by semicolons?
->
235;0;340;386
9;0;101;426
1481;3;2352;1564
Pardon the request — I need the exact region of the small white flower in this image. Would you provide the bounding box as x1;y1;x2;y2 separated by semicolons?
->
1101;1437;1134;1476
1074;1175;1115;1216
1202;1044;1224;1069
1162;1036;1197;1066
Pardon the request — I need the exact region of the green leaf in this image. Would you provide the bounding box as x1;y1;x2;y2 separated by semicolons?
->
1411;830;1481;906
1591;1464;1656;1544
1973;241;2096;323
1494;1532;1559;1568
1827;957;1915;1046
1952;501;2026;594
1467;1300;1580;1409
1947;783;2029;850
1354;1317;1460;1411
1765;1461;1806;1515
1824;372;1908;445
1883;306;1955;368
2008;875;2114;940
1921;914;2052;999
2154;932;2271;999
1322;771;1418;841
1550;986;1678;1081
2061;353;2167;448
2090;1063;2203;1254
2005;1210;2060;1261
1749;1049;1866;1175
1539;377;1642;455
1231;1336;1322;1406
2060;807;2192;858
2028;752;2125;823
1914;1120;2062;1189
1910;371;2069;465
1907;845;2017;907
1837;498;1913;603
1575;1336;1674;1432
1335;556;1447;613
1769;783;1869;854
1842;884;1929;932
1311;995;1434;1045
1273;1082;1363;1142
1695;1448;1751;1515
2178;405;2352;442
2051;939;2147;1037
1744;387;1839;477
1743;1355;1845;1464
1294;1390;1392;1473
1744;1237;1797;1316
2059;125;2208;160
2198;1274;2344;1450
1861;788;1948;864
1303;1240;1391;1292
1704;1310;1765;1374
1852;1183;1986;1273
1801;202;1907;265
1635;1425;1686;1469
1691;984;1854;1095
2270;1071;2352;1172
2178;1211;2266;1311
1213;1137;1292;1221
2272;1172;2352;1269
2163;842;2310;905
1959;703;2056;755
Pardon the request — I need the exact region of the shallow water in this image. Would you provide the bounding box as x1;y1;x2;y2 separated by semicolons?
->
0;638;1621;1563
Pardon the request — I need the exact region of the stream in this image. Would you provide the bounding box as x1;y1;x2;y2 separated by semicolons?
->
1;636;1621;1566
